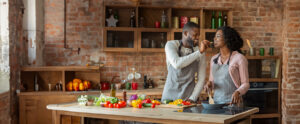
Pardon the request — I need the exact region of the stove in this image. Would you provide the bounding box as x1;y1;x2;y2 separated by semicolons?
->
176;106;254;115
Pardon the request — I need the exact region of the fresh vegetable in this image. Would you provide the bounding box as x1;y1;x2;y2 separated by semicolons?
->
138;94;146;100
142;98;152;104
116;104;120;108
182;101;191;105
118;101;126;108
177;104;183;106
151;100;161;105
108;103;113;108
151;104;156;108
142;103;152;107
130;94;138;100
106;97;118;104
113;103;118;108
77;95;88;106
162;99;173;104
137;103;142;109
169;99;183;105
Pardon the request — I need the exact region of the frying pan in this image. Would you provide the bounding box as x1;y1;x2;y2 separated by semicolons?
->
201;101;226;110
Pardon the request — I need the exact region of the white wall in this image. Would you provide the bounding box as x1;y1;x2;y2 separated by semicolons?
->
0;0;10;93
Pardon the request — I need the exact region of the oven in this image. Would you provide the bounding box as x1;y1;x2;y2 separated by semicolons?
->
243;82;279;114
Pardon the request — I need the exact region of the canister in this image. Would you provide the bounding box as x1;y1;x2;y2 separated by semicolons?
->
190;16;199;24
172;16;179;28
180;16;189;28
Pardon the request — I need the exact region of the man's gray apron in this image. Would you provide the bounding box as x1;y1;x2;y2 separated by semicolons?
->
162;41;199;101
212;53;237;104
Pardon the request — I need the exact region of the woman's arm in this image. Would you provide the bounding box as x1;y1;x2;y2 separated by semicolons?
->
235;56;250;95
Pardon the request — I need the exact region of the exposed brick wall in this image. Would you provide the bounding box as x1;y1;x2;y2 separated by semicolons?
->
0;92;10;124
44;0;284;83
282;0;300;124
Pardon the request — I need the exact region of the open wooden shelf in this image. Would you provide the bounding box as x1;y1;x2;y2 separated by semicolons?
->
203;29;217;32
22;66;100;72
103;3;232;52
245;55;281;60
249;78;281;82
20;66;101;92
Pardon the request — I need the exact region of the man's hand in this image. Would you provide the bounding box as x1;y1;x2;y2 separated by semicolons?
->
199;40;210;53
203;81;213;94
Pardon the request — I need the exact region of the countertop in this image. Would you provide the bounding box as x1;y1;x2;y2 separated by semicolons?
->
47;102;258;124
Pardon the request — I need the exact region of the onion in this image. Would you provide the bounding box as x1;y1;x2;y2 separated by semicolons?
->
130;94;138;100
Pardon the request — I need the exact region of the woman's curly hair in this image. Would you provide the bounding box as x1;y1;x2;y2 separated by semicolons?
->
217;26;243;53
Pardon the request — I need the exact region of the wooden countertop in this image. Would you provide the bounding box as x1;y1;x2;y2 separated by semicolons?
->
47;102;259;124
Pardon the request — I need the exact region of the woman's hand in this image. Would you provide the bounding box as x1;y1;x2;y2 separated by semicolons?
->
231;91;242;106
203;81;213;94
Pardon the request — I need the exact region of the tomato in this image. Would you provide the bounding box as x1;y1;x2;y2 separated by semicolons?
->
104;104;108;108
137;103;142;109
116;104;120;109
106;101;111;105
118;101;126;107
113;103;118;108
108;103;113;108
151;104;156;108
182;101;191;105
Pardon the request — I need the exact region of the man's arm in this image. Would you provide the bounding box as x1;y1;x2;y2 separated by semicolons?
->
165;41;204;69
188;55;206;102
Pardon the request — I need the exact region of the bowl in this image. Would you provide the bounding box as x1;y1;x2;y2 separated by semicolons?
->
201;101;226;110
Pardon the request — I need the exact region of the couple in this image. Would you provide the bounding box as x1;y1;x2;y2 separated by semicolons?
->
162;22;249;106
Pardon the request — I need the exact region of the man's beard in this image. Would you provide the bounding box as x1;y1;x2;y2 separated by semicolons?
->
187;37;194;48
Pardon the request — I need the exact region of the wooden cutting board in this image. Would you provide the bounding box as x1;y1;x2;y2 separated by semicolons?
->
158;104;197;109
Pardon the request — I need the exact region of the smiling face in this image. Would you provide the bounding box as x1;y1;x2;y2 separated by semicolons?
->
214;30;226;48
183;27;199;47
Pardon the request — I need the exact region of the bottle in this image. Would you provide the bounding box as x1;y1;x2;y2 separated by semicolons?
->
161;10;167;28
144;75;149;89
34;74;39;91
211;11;216;29
160;33;165;48
123;90;127;102
218;11;223;28
151;40;156;48
130;9;136;27
110;84;116;97
139;17;144;27
223;14;228;26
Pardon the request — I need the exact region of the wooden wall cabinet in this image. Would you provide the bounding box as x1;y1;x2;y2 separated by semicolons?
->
19;66;101;124
103;4;233;52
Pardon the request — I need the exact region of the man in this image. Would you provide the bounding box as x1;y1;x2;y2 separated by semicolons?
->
162;22;210;103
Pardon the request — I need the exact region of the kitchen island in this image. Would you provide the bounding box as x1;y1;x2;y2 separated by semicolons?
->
47;102;258;124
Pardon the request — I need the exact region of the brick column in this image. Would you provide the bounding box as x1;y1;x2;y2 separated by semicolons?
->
282;0;300;123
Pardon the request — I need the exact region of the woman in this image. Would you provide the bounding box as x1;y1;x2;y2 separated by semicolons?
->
204;26;249;106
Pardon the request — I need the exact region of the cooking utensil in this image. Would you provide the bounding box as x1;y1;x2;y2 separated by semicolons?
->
246;39;252;48
208;91;215;104
201;101;226;110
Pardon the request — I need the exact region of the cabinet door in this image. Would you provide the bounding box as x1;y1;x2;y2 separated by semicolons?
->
19;95;79;124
